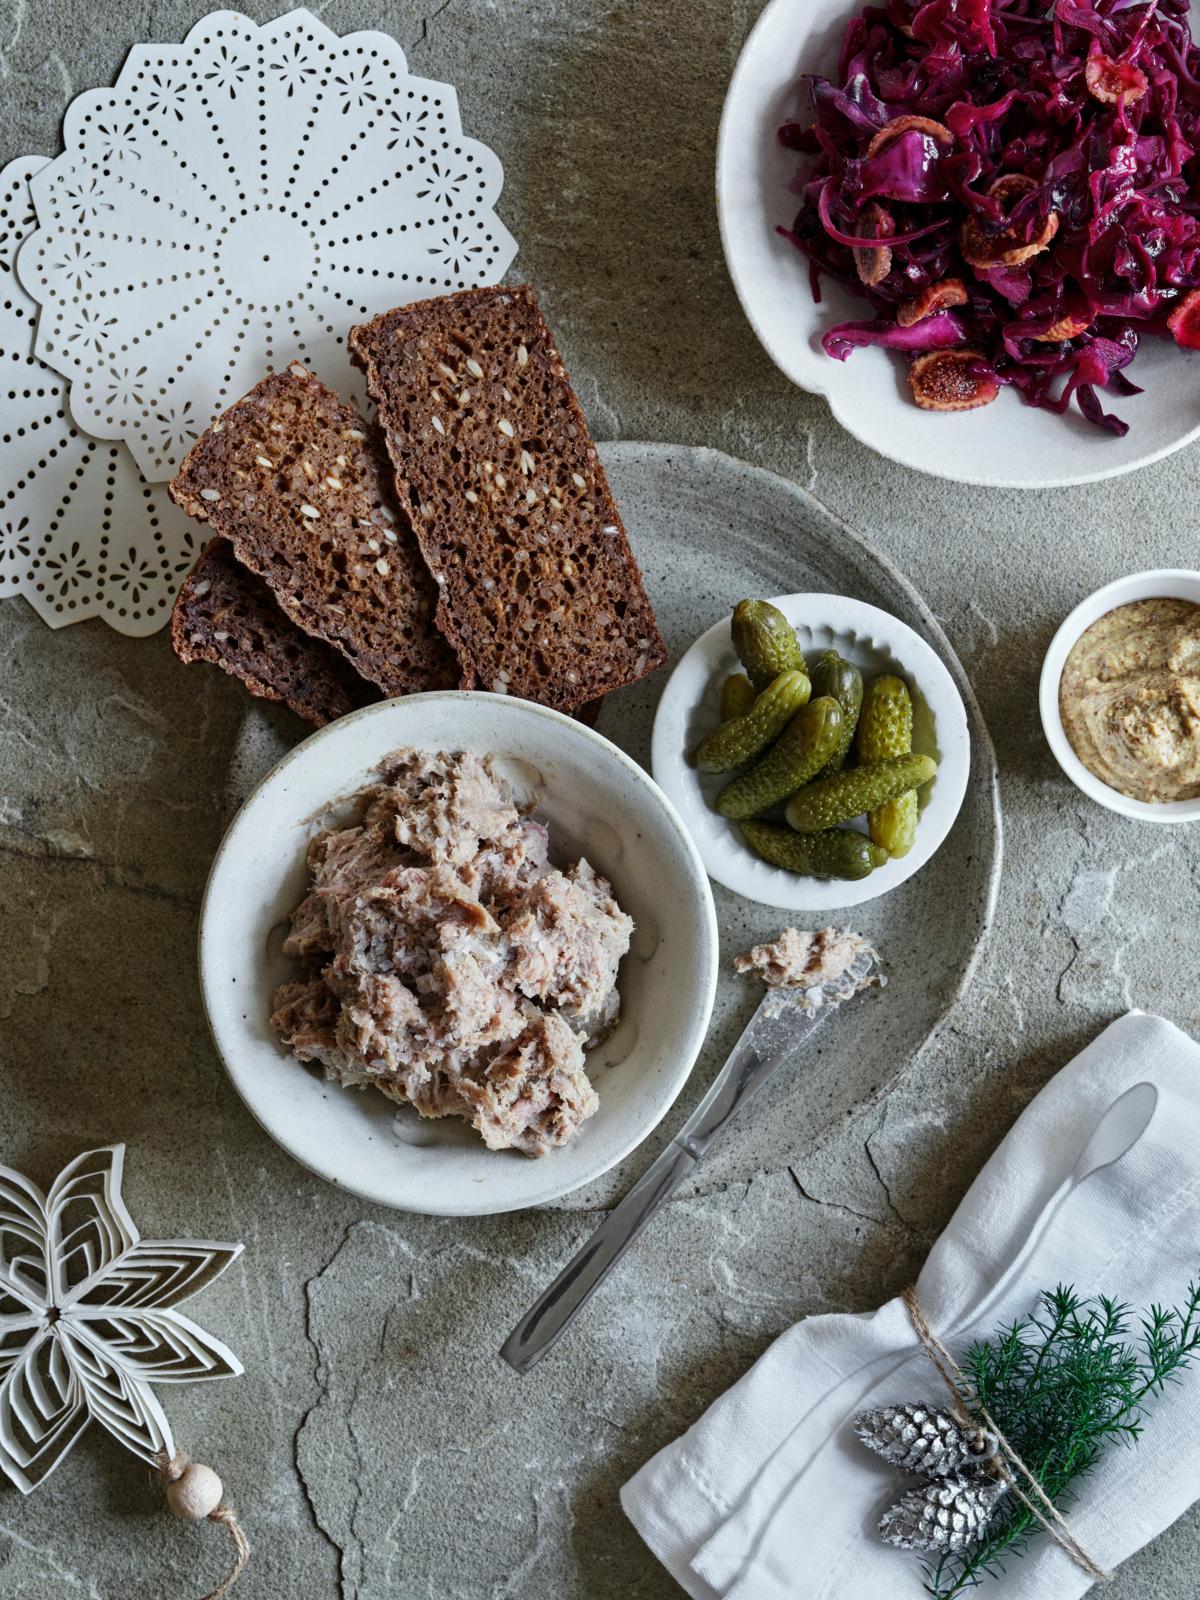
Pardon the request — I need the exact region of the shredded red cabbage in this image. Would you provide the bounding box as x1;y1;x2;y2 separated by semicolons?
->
779;0;1200;432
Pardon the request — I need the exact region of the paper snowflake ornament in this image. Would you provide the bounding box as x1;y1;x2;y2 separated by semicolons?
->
0;1144;243;1492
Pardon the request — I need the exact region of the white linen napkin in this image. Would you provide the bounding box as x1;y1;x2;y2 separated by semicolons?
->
622;1011;1200;1600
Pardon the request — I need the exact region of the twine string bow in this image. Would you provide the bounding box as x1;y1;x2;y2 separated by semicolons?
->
902;1286;1111;1583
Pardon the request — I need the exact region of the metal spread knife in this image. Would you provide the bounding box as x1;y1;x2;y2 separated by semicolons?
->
499;945;879;1375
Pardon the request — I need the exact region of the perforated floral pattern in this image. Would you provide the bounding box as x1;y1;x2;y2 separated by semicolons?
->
17;7;519;483
0;157;200;635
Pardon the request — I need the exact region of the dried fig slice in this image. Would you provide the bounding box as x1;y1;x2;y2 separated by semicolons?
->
853;202;895;286
1031;310;1092;342
909;348;999;411
1085;51;1148;106
1168;289;1200;350
897;276;969;327
961;174;1059;269
987;173;1038;208
865;115;953;159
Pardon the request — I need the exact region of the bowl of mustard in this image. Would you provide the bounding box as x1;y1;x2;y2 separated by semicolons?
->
1040;569;1200;823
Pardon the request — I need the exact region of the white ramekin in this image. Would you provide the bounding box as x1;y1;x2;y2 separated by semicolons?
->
1039;569;1200;824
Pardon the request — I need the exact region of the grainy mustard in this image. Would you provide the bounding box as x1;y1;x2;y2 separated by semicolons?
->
1059;597;1200;803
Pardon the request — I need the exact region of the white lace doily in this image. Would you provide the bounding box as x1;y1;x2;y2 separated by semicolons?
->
0;157;201;635
17;6;519;484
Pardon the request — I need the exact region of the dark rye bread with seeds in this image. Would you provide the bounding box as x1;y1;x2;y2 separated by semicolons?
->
348;285;666;713
172;540;380;727
169;363;461;696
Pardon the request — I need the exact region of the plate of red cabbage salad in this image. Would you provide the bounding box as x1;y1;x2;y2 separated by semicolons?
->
777;0;1200;435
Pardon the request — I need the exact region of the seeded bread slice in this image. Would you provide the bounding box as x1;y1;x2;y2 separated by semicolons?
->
347;286;666;713
169;364;461;696
171;540;380;727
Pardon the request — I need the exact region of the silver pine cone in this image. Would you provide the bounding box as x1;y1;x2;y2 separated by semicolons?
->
878;1474;1008;1554
854;1402;998;1476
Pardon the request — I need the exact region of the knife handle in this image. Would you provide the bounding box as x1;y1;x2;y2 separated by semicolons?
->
499;1140;697;1375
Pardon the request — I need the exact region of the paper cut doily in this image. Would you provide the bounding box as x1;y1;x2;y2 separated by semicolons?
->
17;7;519;483
0;156;201;634
0;1144;242;1492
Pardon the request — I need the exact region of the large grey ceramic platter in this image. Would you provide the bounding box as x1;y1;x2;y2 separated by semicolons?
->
226;441;1002;1209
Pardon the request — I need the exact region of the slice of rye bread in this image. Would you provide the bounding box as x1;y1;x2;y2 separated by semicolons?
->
175;540;604;730
172;540;381;727
169;363;462;696
347;285;666;713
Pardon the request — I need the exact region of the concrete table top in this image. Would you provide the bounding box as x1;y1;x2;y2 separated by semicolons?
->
1;3;1198;1597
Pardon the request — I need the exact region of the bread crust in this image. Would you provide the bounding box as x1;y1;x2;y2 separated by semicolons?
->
171;539;380;726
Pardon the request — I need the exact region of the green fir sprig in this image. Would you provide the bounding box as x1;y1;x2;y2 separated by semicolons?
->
925;1283;1200;1599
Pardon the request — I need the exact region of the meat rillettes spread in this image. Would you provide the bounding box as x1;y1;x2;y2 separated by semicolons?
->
271;749;633;1156
733;927;881;1012
1059;597;1200;804
734;927;870;989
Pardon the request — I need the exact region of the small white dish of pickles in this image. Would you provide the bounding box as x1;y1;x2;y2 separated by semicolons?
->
651;594;971;910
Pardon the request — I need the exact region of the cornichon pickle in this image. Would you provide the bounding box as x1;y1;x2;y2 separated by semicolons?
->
784;752;937;832
741;820;888;881
715;696;843;819
731;599;806;689
809;652;863;774
857;674;913;762
857;674;918;857
870;789;919;858
694;669;811;773
720;672;757;722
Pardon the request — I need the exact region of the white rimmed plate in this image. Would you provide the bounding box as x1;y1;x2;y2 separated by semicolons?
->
200;692;718;1215
651;593;970;909
717;0;1200;488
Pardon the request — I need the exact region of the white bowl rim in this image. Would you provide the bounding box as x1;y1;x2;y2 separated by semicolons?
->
198;689;721;1214
715;0;1200;490
651;591;972;909
1038;568;1200;823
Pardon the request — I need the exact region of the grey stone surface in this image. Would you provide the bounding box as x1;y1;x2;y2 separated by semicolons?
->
1;2;1199;1597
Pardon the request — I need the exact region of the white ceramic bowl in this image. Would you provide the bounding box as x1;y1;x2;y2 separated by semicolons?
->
200;692;719;1215
717;0;1200;489
1039;568;1200;823
651;594;970;909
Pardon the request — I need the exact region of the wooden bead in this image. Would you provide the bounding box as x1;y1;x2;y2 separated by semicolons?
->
166;1462;224;1520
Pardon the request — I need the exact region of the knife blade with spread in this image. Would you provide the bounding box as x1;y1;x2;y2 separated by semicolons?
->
500;930;881;1375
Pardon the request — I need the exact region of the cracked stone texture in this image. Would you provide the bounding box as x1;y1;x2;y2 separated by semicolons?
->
2;1;1199;1596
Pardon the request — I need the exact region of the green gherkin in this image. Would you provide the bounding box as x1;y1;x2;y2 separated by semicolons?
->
694;669;811;773
871;789;919;858
741;820;888;881
784;753;937;833
731;600;807;689
720;672;757;722
857;674;913;761
857;674;919;857
809;652;863;774
715;696;842;820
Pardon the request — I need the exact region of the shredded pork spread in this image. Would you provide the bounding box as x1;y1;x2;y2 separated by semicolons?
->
734;927;880;1009
271;749;633;1156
